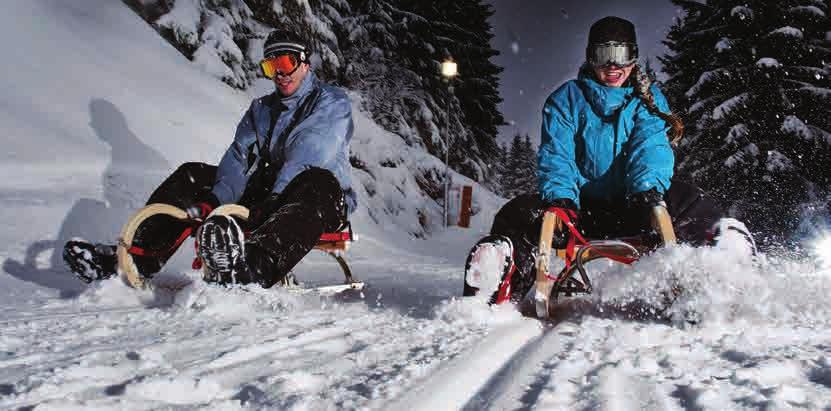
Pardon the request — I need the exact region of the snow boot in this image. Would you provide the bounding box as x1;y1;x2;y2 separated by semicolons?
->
463;235;515;304
197;215;249;285
63;241;118;283
712;218;757;257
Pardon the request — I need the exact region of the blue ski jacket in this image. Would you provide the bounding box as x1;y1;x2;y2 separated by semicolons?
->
212;71;357;213
538;67;674;208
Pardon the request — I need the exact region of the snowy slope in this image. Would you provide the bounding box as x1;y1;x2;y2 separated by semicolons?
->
3;1;831;410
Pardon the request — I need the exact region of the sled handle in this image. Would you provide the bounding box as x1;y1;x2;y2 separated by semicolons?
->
534;211;561;318
207;204;250;220
200;205;250;280
117;203;189;289
651;203;676;246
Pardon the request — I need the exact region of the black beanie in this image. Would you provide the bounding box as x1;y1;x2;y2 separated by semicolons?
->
263;29;310;60
588;16;637;45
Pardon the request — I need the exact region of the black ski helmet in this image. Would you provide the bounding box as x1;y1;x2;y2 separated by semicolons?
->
588;16;637;45
586;16;638;63
263;29;311;63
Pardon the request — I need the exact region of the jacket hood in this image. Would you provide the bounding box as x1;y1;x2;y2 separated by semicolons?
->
576;64;635;118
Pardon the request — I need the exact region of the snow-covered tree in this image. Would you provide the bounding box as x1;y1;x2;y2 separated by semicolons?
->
661;0;831;245
501;134;536;198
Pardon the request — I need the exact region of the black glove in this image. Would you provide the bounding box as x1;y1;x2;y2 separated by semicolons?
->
542;197;579;249
626;188;665;232
185;192;220;221
626;188;664;210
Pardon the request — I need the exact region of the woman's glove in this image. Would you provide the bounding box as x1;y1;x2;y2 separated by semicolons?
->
626;188;665;231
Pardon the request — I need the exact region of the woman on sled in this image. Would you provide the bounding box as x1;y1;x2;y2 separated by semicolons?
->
463;16;755;307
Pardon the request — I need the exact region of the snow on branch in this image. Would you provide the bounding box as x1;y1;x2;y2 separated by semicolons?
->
781;115;811;140
809;125;831;145
788;6;826;18
687;68;729;98
756;58;781;68
725;123;748;144
715;38;733;52
766;150;793;172
768;26;804;39
730;6;753;21
724;143;759;168
712;92;749;121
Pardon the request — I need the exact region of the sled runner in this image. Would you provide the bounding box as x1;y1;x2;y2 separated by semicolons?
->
532;204;676;319
117;203;364;293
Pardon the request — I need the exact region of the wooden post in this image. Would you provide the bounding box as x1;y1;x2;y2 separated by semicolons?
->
458;185;473;228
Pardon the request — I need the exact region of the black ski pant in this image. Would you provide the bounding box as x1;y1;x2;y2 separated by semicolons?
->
132;162;346;288
472;180;723;300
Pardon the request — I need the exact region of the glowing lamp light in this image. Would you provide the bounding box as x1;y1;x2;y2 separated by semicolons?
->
441;60;458;78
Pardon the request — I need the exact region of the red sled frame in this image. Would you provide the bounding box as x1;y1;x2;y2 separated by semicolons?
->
530;204;677;319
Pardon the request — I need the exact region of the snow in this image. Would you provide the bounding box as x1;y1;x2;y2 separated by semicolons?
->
157;0;202;48
724;143;759;167
766;150;793;172
769;26;804;39
4;1;831;410
712;92;749;121
730;6;753;21
782;115;812;140
756;57;781;68
789;5;826;18
715;38;732;52
725;123;748;144
686;68;728;98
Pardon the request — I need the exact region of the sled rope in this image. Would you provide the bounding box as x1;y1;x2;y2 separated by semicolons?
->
125;225;196;258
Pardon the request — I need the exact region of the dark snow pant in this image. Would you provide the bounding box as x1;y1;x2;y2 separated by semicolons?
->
468;180;723;300
131;162;346;288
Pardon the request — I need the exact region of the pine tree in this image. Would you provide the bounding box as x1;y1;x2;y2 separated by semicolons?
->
516;135;537;194
661;0;831;245
501;134;537;198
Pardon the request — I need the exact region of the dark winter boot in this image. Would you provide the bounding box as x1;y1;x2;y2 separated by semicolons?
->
197;215;250;285
463;235;515;303
63;241;118;283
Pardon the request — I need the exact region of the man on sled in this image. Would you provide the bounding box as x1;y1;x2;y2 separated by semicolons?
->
463;17;755;311
64;29;357;289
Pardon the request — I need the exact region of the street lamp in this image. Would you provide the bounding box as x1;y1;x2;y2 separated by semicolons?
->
440;59;458;228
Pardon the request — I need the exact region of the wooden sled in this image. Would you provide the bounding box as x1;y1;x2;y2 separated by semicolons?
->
116;203;364;293
533;204;676;319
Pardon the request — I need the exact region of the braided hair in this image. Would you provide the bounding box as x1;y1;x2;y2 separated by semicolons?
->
630;64;684;146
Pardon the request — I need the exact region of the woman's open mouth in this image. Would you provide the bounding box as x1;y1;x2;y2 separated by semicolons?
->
604;70;623;82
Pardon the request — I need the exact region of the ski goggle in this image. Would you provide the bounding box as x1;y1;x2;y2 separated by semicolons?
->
587;41;638;68
260;52;302;78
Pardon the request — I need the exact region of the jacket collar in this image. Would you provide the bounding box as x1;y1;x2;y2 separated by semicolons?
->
577;64;635;118
277;70;318;108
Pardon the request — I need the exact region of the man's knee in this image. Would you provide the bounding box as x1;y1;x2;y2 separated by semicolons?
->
293;167;339;186
283;167;342;199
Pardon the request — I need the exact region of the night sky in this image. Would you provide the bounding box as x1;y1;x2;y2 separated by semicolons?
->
486;0;682;144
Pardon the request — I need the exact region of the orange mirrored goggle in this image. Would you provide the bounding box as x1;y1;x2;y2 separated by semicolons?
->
260;53;302;78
